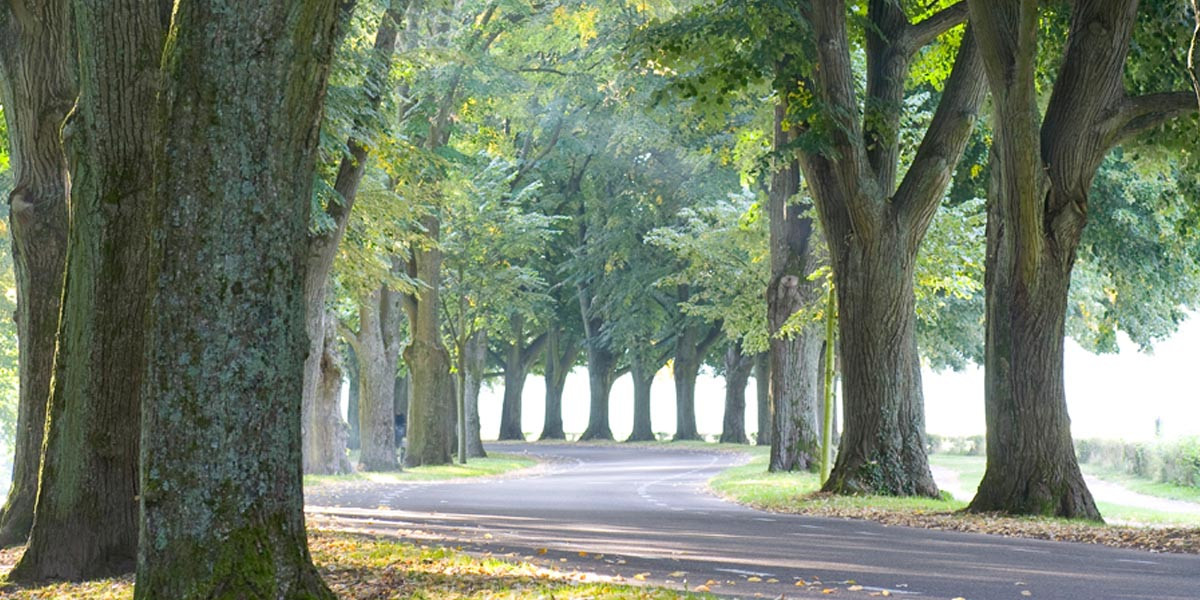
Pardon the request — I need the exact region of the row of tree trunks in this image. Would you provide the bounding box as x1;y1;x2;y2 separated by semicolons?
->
303;1;407;475
719;343;753;444
671;307;721;441
539;324;578;440
10;0;164;580
497;314;548;441
136;0;342;596
0;0;73;548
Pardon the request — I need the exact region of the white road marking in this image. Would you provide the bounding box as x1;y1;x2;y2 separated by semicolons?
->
1115;559;1157;565
715;567;776;577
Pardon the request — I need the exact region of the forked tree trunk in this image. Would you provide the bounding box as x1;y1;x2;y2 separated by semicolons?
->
0;0;72;548
356;287;400;471
137;0;341;596
766;97;822;473
821;233;936;496
9;0;160;581
539;326;576;440
753;352;770;446
313;313;352;475
626;352;656;442
719;343;753;445
464;329;488;458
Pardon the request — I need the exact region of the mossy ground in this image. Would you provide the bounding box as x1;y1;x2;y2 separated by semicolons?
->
711;452;1200;553
0;531;715;599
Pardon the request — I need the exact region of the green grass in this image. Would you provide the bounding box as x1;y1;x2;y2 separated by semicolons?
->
303;453;536;487
0;531;717;599
1080;463;1200;504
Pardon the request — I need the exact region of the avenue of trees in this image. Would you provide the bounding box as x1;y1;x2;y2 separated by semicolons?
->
0;0;1196;594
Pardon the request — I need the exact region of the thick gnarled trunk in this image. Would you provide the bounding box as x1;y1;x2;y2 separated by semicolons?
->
579;343;616;441
312;314;353;475
719;343;753;445
10;0;159;581
822;234;936;496
0;0;72;548
137;0;341;596
404;215;455;467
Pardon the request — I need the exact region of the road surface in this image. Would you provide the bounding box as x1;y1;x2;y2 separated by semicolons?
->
304;444;1199;599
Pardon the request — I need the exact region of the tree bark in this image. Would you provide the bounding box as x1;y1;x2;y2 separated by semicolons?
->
355;287;401;471
136;0;341;596
498;314;529;440
626;350;657;442
464;329;488;458
346;343;361;450
766;95;822;473
671;292;721;442
578;288;616;441
794;3;985;496
313;313;353;475
0;0;72;549
753;352;770;446
719;343;753;445
403;215;455;467
539;325;577;440
10;0;161;581
962;0;1194;519
302;0;406;475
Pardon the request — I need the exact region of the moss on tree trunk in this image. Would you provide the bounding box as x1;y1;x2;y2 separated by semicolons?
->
136;0;341;597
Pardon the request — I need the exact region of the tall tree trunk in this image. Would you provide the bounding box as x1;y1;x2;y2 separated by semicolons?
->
539;326;576;440
303;1;405;475
753;352;770;447
794;1;984;497
394;374;408;425
960;0;1192;519
766;96;822;473
464;329;488;458
0;0;72;548
719;343;753;444
626;351;656;442
137;0;341;596
10;0;161;581
821;232;936;495
579;343;615;441
498;315;528;440
671;324;702;442
346;344;361;450
356;288;401;471
313;313;353;475
404;216;455;467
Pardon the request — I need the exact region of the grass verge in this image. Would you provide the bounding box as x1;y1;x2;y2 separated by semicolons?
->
712;453;1200;554
1080;463;1200;504
304;453;536;487
0;531;715;599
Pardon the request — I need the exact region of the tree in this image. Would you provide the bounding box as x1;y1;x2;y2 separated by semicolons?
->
0;0;72;548
304;0;408;476
136;0;342;596
9;0;164;580
718;341;754;444
966;0;1196;519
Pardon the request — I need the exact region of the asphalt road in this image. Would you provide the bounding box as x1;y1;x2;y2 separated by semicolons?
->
304;443;1200;600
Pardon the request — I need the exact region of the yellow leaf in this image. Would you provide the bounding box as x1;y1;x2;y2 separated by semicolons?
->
669;571;687;578
537;548;547;555
578;551;588;557
747;576;762;582
634;572;649;581
848;585;864;591
695;585;710;592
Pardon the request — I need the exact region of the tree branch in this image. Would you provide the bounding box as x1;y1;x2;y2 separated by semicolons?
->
1112;91;1198;145
907;2;969;52
894;28;987;243
521;332;549;368
1190;0;1199;106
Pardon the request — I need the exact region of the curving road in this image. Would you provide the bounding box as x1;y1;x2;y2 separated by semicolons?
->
304;443;1200;599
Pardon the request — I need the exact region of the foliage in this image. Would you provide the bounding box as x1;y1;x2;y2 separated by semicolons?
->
1076;437;1200;490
